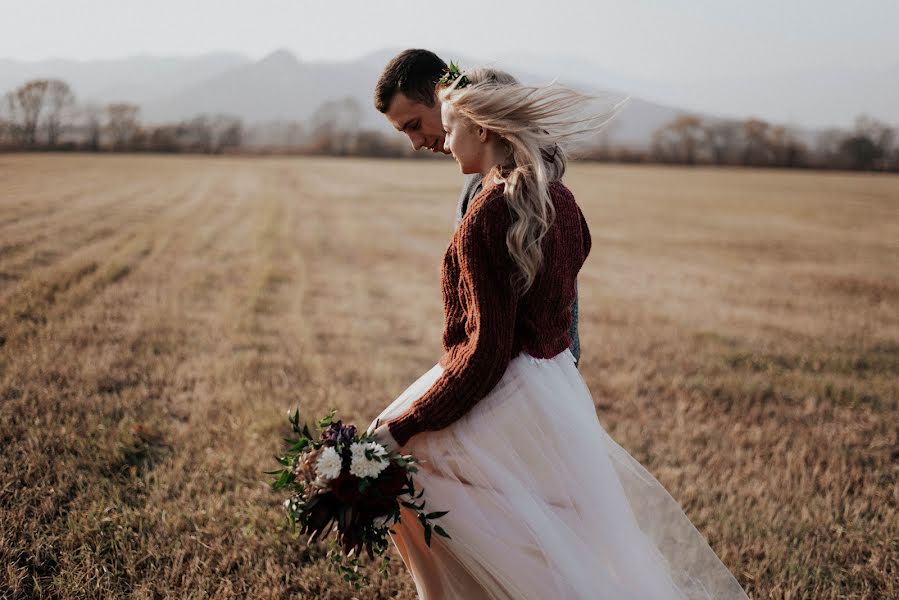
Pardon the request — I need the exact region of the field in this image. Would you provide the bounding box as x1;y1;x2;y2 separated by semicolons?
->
0;154;896;599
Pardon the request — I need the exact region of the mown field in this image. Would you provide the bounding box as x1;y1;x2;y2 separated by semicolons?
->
0;154;896;599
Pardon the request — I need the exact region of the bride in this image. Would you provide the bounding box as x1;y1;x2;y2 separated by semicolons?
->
368;65;749;600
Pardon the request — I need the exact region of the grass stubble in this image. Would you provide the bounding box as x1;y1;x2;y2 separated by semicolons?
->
0;154;896;599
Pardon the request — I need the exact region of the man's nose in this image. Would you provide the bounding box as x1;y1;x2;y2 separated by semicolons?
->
410;134;426;151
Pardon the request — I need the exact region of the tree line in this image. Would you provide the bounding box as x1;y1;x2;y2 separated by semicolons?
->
2;77;897;171
643;114;897;171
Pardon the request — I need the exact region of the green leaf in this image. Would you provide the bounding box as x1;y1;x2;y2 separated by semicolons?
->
317;408;338;428
272;469;293;490
425;510;449;519
424;523;432;547
433;525;451;539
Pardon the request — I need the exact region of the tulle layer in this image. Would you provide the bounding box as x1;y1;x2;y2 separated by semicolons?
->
370;348;748;600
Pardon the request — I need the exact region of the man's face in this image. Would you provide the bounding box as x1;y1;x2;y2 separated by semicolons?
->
384;92;450;154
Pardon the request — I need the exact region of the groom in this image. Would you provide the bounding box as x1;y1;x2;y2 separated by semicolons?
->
373;48;582;368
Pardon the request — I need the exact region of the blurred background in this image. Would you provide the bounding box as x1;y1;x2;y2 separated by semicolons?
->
1;2;896;599
2;0;898;168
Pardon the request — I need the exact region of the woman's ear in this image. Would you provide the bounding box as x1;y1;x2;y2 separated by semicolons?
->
478;127;489;143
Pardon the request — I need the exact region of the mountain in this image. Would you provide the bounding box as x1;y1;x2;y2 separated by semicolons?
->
670;62;899;130
141;48;686;146
0;53;251;106
499;53;899;130
4;48;878;148
142;48;378;124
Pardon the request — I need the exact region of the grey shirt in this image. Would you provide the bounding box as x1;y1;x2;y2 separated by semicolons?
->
453;173;582;368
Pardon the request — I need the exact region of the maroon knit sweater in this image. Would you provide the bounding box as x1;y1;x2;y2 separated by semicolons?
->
386;172;592;447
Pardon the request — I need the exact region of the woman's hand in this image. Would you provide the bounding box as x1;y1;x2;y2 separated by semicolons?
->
369;418;401;454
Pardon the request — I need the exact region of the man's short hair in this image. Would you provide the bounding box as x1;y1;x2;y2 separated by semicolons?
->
374;49;448;113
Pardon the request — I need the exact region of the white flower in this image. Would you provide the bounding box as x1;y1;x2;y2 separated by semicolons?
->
349;441;389;479
314;446;343;480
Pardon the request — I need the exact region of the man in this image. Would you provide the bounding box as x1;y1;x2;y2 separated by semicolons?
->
373;48;582;367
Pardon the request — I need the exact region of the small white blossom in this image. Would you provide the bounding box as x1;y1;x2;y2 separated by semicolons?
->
349;441;389;479
314;446;343;480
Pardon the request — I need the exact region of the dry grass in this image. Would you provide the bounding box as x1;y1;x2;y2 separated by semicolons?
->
0;153;896;599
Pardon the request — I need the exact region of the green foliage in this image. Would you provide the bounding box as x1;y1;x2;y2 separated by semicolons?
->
437;61;470;90
266;405;452;591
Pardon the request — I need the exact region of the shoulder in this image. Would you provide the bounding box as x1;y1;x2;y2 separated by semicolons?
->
455;186;510;256
548;180;575;205
463;183;509;230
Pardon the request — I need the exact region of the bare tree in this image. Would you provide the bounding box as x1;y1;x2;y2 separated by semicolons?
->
767;126;806;168
211;114;243;153
44;79;75;147
742;118;773;166
850;114;895;170
813;128;845;168
309;97;362;155
651;114;705;164
702;120;741;165
8;80;50;147
81;102;104;151
107;103;140;150
840;136;877;170
1;92;22;145
177;114;243;153
182;115;214;152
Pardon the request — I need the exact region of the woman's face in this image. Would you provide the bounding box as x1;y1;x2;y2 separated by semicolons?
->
441;102;484;174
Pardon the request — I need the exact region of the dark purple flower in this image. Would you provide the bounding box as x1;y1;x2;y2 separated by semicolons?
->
320;421;358;449
320;421;342;446
337;424;357;447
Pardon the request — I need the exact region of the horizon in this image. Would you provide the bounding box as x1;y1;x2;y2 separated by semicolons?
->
3;0;898;129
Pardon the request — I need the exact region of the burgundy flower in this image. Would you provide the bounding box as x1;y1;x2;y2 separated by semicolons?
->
331;471;364;505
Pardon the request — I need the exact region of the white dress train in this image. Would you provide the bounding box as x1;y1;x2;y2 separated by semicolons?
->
370;348;749;600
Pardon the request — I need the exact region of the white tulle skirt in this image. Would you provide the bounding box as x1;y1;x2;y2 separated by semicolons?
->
370;348;749;600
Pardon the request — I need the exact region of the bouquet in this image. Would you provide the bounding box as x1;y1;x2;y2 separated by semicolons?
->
267;408;451;589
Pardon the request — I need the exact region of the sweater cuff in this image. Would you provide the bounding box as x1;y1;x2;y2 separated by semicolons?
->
387;412;422;448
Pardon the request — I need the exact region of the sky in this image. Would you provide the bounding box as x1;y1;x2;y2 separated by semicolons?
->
3;0;897;127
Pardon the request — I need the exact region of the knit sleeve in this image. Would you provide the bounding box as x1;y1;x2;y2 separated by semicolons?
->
386;205;517;447
577;205;592;260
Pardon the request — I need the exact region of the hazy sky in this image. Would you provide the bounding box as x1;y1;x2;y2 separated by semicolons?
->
3;0;897;126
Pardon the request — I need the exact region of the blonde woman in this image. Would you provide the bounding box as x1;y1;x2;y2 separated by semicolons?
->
369;66;749;599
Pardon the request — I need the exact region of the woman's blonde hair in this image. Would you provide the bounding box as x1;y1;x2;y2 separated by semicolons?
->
438;66;625;296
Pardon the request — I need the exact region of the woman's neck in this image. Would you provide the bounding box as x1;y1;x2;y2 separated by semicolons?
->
479;139;508;178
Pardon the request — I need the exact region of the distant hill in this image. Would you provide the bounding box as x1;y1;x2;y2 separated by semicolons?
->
0;53;249;106
1;48;867;149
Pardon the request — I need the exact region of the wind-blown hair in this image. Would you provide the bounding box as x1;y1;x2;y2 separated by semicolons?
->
438;67;626;296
